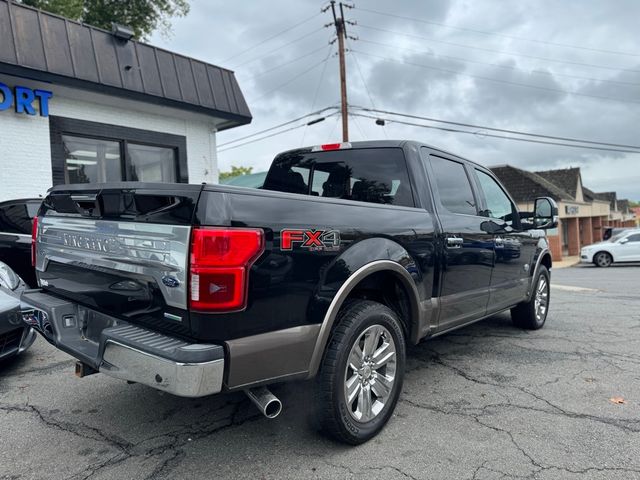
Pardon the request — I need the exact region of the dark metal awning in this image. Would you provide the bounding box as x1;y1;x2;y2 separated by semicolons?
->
0;0;252;129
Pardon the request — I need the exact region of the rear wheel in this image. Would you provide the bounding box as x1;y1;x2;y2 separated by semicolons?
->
511;265;550;330
594;252;613;268
316;300;406;445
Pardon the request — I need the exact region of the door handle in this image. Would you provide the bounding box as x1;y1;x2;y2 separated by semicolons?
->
446;237;464;248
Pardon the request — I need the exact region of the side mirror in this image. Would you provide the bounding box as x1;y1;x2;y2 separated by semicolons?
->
619;238;629;244
0;262;21;291
533;197;558;229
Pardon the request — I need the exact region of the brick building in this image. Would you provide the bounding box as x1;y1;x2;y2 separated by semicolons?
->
491;165;636;261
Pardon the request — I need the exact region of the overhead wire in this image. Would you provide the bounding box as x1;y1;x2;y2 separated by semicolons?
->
240;44;330;82
231;27;328;69
352;49;640;105
218;106;339;147
357;24;640;74
301;45;335;145
221;11;323;63
347;41;389;138
351;112;640;154
356;38;640;87
249;58;333;102
355;6;639;57
352;107;640;150
219;111;340;153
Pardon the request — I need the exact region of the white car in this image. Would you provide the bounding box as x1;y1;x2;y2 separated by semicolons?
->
581;230;640;267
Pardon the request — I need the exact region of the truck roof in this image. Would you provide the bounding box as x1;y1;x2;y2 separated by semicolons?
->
277;140;486;169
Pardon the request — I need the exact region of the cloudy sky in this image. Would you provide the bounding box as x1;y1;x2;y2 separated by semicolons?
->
151;0;640;201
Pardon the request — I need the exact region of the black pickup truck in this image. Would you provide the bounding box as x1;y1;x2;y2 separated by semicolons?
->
22;140;557;444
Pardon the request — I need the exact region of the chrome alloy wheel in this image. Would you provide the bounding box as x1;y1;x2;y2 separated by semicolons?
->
344;324;397;422
534;275;549;322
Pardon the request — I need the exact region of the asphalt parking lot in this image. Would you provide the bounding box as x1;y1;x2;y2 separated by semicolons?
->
1;264;639;480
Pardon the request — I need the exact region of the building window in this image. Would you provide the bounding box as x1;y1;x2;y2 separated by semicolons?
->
50;116;188;185
127;143;177;182
63;136;123;183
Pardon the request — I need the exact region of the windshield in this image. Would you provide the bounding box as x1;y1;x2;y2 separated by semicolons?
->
608;233;626;243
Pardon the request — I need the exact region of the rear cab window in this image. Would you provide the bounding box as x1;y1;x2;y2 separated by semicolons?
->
262;148;415;207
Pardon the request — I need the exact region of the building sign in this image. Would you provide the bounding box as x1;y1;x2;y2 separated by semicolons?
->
0;82;52;117
565;205;580;215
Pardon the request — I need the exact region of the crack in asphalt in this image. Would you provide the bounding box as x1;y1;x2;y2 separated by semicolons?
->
0;398;264;480
401;398;640;479
407;352;640;434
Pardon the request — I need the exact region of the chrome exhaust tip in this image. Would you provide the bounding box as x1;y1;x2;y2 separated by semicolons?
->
245;386;282;419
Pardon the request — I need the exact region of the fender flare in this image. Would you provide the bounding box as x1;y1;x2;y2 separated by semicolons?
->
526;247;552;301
306;259;421;378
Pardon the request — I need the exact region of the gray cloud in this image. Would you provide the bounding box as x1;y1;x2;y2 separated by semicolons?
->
152;0;640;200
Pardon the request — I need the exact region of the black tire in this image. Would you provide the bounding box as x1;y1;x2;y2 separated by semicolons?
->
316;300;406;445
593;251;613;268
511;265;550;330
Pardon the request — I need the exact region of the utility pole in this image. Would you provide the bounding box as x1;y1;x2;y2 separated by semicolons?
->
330;1;350;142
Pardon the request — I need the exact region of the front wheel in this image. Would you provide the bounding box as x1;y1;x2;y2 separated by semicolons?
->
594;252;613;268
316;300;406;445
511;265;550;330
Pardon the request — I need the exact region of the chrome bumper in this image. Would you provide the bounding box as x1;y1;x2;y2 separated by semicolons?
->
100;340;224;398
21;289;226;398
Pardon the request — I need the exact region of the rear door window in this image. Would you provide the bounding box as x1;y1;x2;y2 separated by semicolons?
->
263;148;415;207
428;156;478;216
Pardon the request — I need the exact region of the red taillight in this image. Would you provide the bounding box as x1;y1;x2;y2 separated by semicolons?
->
31;216;38;267
189;227;264;312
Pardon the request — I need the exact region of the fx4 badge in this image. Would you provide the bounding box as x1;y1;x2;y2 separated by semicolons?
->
280;229;341;252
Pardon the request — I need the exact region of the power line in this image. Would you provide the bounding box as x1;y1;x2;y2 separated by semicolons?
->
355;6;639;58
240;44;329;82
352;107;640;150
350;113;368;140
352;49;640;105
301;45;335;145
348;42;388;138
249;58;333;102
218;106;339;147
231;27;327;69
219;112;339;153
357;24;640;74
221;11;323;63
351;112;640;154
357;38;640;88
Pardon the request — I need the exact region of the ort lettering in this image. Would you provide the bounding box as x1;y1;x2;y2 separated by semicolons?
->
0;82;52;117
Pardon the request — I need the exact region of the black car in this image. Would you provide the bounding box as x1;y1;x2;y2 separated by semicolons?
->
0;261;36;361
0;198;41;287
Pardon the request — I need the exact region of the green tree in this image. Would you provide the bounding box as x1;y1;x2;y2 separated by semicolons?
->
19;0;189;39
219;166;253;181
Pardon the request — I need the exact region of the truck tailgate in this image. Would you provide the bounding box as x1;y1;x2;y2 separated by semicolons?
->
34;184;202;337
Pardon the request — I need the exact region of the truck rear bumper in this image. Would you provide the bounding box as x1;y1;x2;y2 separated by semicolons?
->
100;340;224;397
21;290;224;398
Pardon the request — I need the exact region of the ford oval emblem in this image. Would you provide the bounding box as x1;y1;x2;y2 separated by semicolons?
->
162;275;180;288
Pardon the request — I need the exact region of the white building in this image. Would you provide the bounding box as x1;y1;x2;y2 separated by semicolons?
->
0;0;251;202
